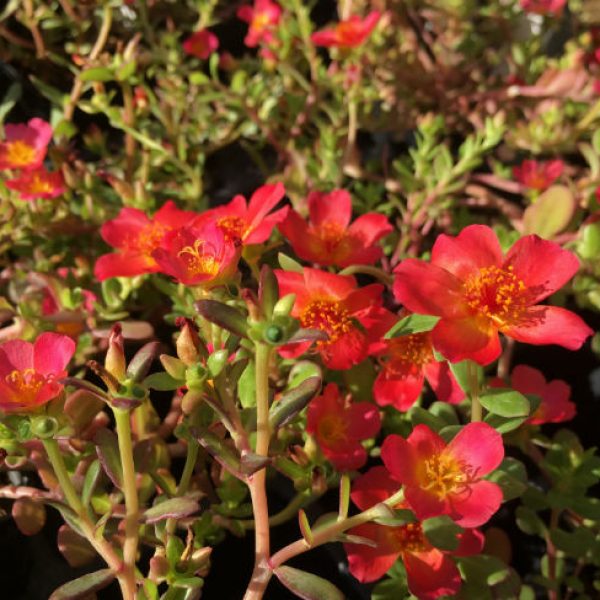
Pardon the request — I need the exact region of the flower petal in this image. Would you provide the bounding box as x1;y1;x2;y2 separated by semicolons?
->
449;480;503;528
404;549;462;600
503;305;593;350
432;317;501;365
344;523;401;583
350;466;402;511
33;333;76;375
393;260;467;319
308;189;352;228
445;422;504;476
0;340;33;373
423;361;465;405
94;252;158;281
346;402;381;440
347;213;393;246
510;364;548;396
374;367;425;411
431;224;503;279
503;235;580;303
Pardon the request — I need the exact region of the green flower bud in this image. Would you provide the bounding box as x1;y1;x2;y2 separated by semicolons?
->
30;416;59;439
185;364;208;391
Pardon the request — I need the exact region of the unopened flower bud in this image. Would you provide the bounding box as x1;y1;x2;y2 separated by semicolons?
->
176;318;202;366
105;324;126;380
181;389;204;415
149;555;169;581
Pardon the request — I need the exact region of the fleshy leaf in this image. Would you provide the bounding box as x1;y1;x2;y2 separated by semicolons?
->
522;185;575;239
49;569;115;600
144;496;200;523
274;566;345;600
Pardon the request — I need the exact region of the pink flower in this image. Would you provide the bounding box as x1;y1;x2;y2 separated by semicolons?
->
183;29;219;59
6;167;65;200
0;333;76;413
520;0;567;15
152;221;240;287
374;312;464;411
0;118;53;171
381;423;504;527
94;201;198;281
344;466;484;598
306;383;380;471
278;189;392;267
237;0;282;48
393;225;593;365
311;12;380;48
192;183;287;245
513;159;564;191
490;365;575;425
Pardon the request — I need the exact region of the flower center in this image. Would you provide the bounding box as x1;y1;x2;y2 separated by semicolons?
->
217;216;246;242
420;452;474;498
300;299;352;343
177;239;220;276
28;173;55;195
315;222;345;247
5;369;48;403
317;414;347;445
463;265;529;326
133;222;169;255
384;333;433;374
393;522;427;553
5;140;37;167
252;12;271;32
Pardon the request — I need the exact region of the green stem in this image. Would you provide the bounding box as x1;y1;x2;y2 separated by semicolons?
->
42;439;132;598
469;361;482;422
166;440;199;537
243;343;273;600
113;408;140;597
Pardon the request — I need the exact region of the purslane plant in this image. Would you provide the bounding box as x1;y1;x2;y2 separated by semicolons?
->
1;1;600;599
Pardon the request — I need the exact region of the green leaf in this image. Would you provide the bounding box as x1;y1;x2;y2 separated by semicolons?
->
408;406;446;432
82;459;102;507
523;185;575;239
79;67;114;82
144;496;199;523
269;376;321;429
127;342;160;382
479;388;530;417
516;506;545;536
449;360;482;394
551;527;594;559
579;223;600;260
143;372;181;391
195;300;249;338
94;428;123;489
49;569;115;600
0;82;21;123
278;252;303;273
372;508;417;527
484;413;528;433
259;265;279;318
298;509;313;546
384;314;440;339
287;361;322;389
423;515;463;551
488;458;528;501
274;566;345;600
238;361;256;409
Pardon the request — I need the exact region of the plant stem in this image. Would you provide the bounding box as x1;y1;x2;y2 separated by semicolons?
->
269;489;405;569
166;440;200;536
469;361;482;422
243;343;273;600
42;439;132;598
113;408;140;597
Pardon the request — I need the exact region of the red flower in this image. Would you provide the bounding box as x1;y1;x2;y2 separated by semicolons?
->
512;159;563;191
381;423;504;527
152;222;240;287
311;11;380;48
237;0;282;47
274;268;384;370
490;365;575;425
393;225;593;365
278;189;392;267
0;333;76;413
374;312;464;411
519;0;566;15
193;183;287;245
306;384;380;471
182;29;219;59
0;118;53;171
94;201;198;280
6;167;65;200
344;466;484;598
